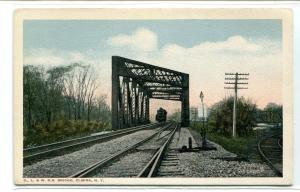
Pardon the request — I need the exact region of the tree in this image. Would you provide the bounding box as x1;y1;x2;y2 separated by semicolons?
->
23;63;111;146
169;109;181;122
95;95;111;123
43;66;66;125
208;96;257;137
84;67;98;121
263;103;282;123
23;65;45;130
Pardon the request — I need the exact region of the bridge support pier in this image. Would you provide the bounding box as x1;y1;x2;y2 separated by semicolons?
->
181;74;190;127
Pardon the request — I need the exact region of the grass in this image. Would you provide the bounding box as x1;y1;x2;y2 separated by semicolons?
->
191;122;256;157
206;131;255;157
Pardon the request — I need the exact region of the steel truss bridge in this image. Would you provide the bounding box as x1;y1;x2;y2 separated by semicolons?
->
112;56;189;130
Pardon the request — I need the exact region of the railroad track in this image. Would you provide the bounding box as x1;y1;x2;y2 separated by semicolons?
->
257;134;283;176
137;123;179;177
69;122;178;178
23;122;161;165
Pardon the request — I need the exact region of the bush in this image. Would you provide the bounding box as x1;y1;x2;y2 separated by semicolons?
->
23;119;111;147
208;96;257;137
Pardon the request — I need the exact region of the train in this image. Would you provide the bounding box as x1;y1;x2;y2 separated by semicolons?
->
155;107;167;122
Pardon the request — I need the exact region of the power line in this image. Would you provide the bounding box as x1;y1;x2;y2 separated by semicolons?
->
224;72;249;137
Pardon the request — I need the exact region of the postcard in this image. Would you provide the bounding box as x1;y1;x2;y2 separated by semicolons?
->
14;8;293;185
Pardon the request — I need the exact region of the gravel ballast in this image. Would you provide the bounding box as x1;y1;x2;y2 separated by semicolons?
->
177;128;277;177
24;126;278;178
93;130;171;177
24;129;157;178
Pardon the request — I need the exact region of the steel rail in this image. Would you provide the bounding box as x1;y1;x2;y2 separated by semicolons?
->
69;122;174;178
24;122;159;152
137;123;178;177
257;135;283;177
23;122;161;163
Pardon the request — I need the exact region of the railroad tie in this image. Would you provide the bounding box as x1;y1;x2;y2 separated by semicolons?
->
157;150;184;177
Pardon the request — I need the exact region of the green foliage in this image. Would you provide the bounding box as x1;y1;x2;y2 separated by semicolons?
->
24;119;111;146
208;96;257;137
191;121;255;157
23;64;111;147
256;102;282;123
190;98;282;157
207;130;255;157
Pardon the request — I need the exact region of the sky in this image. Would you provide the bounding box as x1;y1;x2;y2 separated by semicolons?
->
23;19;283;117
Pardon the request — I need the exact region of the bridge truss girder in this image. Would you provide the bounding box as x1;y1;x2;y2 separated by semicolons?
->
112;56;189;129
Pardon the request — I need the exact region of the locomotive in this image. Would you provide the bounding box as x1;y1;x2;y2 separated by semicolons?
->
155;107;167;122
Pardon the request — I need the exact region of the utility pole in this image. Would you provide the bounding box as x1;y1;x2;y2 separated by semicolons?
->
224;73;249;137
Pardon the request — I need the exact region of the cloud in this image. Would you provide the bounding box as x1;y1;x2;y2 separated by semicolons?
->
108;28;158;52
153;36;282;109
24;48;112;99
194;36;263;53
69;52;85;62
161;35;279;58
24;28;282;110
24;49;93;67
24;48;66;66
